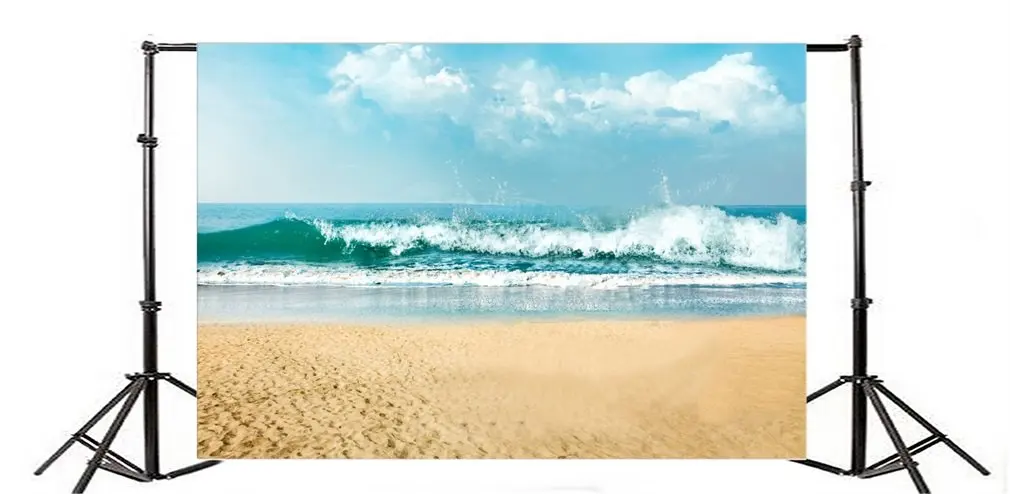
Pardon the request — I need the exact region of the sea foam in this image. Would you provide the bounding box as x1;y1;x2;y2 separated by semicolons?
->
197;264;805;289
286;205;805;272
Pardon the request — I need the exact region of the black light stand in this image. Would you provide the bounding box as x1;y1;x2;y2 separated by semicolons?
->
34;41;220;494
795;35;989;493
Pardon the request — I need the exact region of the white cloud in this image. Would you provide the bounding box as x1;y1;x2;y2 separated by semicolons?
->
328;44;472;120
548;52;801;134
555;90;570;106
327;45;803;147
664;52;802;129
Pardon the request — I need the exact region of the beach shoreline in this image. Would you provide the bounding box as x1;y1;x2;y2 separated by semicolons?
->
197;315;805;459
196;284;807;324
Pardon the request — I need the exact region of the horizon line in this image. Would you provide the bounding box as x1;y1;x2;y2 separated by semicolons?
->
196;201;807;207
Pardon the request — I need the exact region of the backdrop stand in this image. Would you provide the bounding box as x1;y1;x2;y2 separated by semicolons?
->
34;41;220;494
795;35;989;494
32;36;990;494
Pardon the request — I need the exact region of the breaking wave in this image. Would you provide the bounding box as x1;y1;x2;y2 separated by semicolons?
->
197;205;805;273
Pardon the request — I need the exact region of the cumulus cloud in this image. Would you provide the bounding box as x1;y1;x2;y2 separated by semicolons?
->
328;44;472;120
497;52;803;136
327;45;803;147
476;60;572;146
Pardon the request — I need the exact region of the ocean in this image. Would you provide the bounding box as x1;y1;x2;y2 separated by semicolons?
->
197;203;806;322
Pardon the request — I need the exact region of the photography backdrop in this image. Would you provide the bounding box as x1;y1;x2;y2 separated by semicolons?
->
4;0;1008;492
195;42;807;460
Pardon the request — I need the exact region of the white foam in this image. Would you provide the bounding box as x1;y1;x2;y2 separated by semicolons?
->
299;205;805;272
197;264;805;289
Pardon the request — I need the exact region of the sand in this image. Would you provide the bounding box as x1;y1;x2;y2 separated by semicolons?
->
196;316;805;459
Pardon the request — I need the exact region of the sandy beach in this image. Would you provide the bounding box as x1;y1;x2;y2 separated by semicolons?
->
196;316;805;459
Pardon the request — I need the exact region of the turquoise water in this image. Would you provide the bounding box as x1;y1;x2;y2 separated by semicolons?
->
197;203;805;321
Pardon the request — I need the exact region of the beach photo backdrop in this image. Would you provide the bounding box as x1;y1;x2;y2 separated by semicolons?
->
196;43;807;459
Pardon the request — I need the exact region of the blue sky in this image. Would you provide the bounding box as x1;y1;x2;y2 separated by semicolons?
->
198;43;805;206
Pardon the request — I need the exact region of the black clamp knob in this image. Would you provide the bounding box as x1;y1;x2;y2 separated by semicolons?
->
851;297;873;310
137;134;159;148
850;180;872;191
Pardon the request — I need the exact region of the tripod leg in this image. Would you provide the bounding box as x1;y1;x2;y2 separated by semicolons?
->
164;460;222;479
73;379;145;494
35;380;137;476
864;381;930;494
163;375;197;398
807;377;846;403
874;383;990;476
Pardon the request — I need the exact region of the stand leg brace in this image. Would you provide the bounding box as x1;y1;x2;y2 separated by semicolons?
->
795;375;988;494
35;373;220;493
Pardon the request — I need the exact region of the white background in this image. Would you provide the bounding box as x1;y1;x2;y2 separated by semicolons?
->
1;1;1008;493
